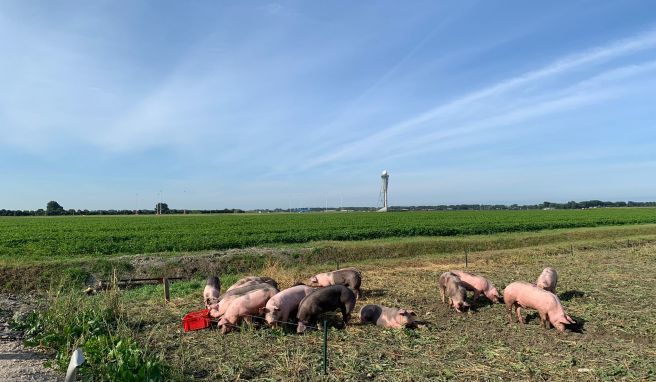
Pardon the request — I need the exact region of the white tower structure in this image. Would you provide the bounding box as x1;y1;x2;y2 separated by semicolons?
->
378;170;389;212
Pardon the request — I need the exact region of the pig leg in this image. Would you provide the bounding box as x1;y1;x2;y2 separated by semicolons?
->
515;305;525;325
539;311;548;329
472;290;480;302
506;304;514;323
340;303;351;325
439;286;445;303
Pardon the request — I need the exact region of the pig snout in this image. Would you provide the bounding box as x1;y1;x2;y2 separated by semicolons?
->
296;321;309;333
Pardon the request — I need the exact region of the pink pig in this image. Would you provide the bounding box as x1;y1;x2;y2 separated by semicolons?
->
203;276;221;309
217;287;278;334
503;281;575;332
308;268;361;298
451;270;500;303
263;285;315;326
359;304;417;328
210;284;277;318
536;267;558;294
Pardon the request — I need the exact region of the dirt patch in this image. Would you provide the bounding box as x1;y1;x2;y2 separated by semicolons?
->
0;294;61;381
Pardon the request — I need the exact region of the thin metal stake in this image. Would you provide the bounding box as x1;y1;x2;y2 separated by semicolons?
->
323;320;328;375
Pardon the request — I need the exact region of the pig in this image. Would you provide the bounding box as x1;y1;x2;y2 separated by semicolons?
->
451;270;500;303
219;282;278;301
503;281;575;332
217;287;278;334
308;268;362;299
438;272;469;312
359;304;417;328
203;276;221;309
262;285;315;326
296;285;356;333
536;267;558;294
210;284;279;318
226;276;278;292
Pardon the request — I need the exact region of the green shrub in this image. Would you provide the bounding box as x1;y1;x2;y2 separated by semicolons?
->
12;286;168;381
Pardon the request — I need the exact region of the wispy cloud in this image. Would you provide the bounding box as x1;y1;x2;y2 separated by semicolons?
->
300;27;656;170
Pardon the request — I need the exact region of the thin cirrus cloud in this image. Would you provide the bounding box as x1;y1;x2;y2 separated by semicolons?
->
298;27;656;171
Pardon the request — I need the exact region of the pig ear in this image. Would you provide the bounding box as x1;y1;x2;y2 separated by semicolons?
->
565;315;576;324
273;306;280;311
259;307;268;314
398;309;407;315
310;276;318;283
409;310;417;316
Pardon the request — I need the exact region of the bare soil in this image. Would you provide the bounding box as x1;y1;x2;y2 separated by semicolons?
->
0;294;61;381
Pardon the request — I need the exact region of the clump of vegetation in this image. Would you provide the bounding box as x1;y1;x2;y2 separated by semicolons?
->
12;283;168;381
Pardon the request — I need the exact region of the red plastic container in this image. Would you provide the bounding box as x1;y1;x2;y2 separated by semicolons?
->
182;309;211;332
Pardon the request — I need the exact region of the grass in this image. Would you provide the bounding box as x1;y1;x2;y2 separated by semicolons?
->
4;223;656;293
112;236;656;381
4;208;656;262
6;214;656;380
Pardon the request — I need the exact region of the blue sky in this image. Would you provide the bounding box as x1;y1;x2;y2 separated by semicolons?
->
2;1;656;210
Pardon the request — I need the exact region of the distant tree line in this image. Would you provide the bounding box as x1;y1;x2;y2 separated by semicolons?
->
391;200;656;211
0;201;245;216
1;200;655;216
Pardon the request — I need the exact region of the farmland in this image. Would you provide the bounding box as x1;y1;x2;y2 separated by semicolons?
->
3;210;656;381
2;208;656;262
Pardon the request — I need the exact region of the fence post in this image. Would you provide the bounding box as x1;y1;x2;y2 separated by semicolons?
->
322;320;328;375
570;244;574;256
163;277;170;303
465;250;468;268
336;260;340;271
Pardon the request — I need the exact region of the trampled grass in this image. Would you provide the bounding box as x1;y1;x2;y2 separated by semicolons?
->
119;239;656;381
3;208;656;262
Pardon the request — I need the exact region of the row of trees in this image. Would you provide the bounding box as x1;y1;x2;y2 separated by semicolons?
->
0;201;244;216
1;200;655;217
394;200;656;211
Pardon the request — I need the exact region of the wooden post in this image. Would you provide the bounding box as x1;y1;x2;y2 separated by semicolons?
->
465;250;468;268
570;244;574;256
163;278;170;303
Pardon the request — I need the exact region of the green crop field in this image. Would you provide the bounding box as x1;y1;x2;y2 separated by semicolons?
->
4;210;656;381
2;208;656;261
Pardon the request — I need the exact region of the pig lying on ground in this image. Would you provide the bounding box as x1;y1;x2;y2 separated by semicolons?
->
203;276;221;309
217;287;279;334
359;304;417;328
308;268;362;298
226;276;278;292
536;267;558;294
439;272;469;312
210;284;279;318
451;270;500;303
503;281;575;332
296;285;356;333
263;285;315;326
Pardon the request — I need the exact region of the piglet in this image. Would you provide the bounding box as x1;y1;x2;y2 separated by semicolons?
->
296;285;356;333
438;272;469;312
203;276;221;309
451;270;500;303
359;304;417;328
308;268;362;298
503;281;575;332
263;284;315;326
536;267;558;294
217;287;278;334
226;276;278;292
